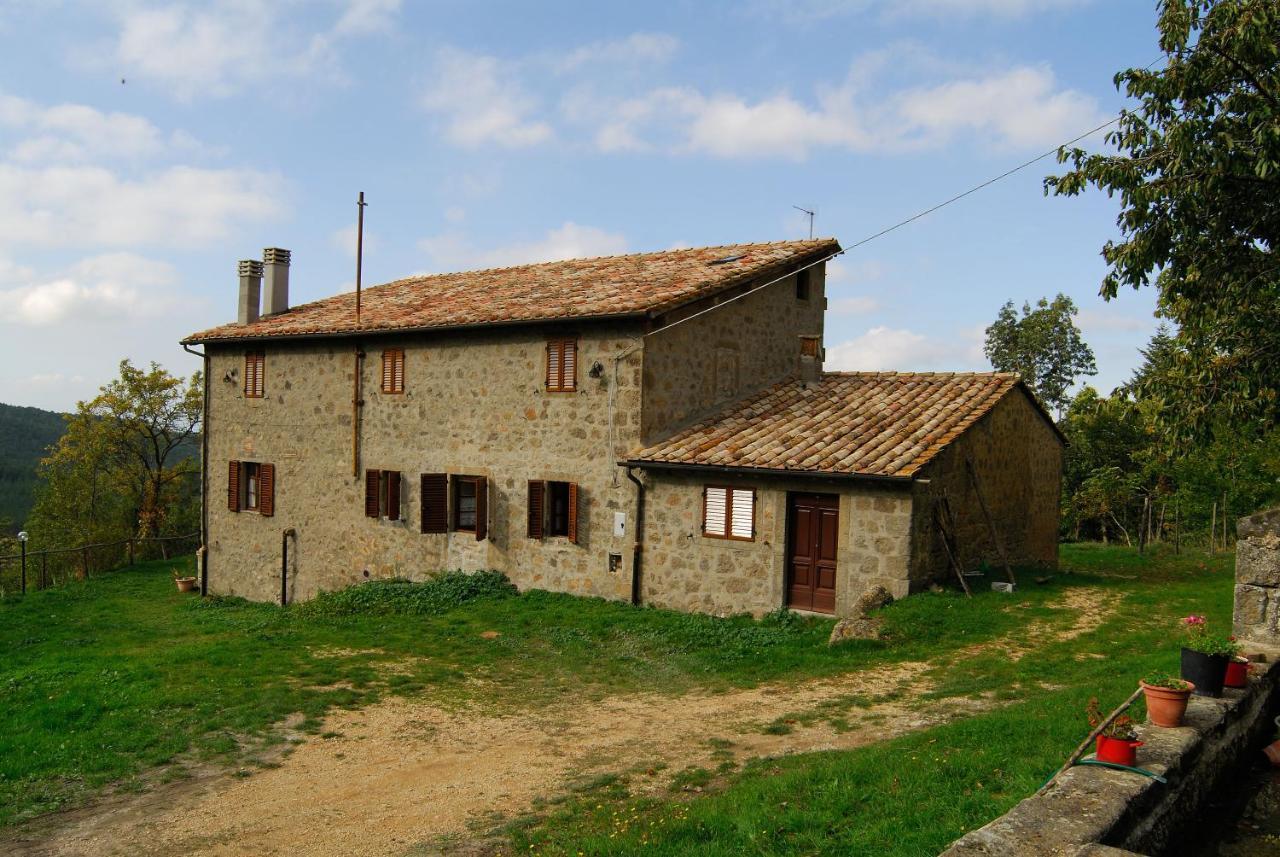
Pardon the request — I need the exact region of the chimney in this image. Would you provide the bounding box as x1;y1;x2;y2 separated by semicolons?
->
799;335;823;386
237;259;263;325
262;247;291;316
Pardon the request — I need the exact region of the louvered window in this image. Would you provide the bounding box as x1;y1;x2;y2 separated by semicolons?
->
546;338;578;392
420;473;447;533
244;351;265;398
702;486;755;541
451;475;487;539
229;460;274;516
530;480;579;543
364;469;402;521
381;349;405;394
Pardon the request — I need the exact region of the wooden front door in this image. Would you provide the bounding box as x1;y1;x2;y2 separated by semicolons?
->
787;493;840;613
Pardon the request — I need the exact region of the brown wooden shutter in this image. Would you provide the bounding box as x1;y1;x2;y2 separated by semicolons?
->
421;473;447;533
228;460;241;512
259;463;275;517
527;480;545;539
567;482;579;544
475;477;488;542
545;341;560;390
381;350;393;392
386;470;401;521
364;469;380;518
563;340;577;390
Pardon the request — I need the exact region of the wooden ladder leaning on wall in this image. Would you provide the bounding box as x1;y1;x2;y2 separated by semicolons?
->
932;494;972;598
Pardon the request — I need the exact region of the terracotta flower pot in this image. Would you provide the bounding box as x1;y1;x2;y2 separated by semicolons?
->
175;576;198;593
1141;679;1195;728
1181;647;1228;698
1096;735;1142;767
1224;657;1249;688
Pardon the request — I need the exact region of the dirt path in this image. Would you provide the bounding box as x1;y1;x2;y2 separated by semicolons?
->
6;586;1117;857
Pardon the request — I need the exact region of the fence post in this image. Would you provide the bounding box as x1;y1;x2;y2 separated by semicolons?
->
20;539;26;595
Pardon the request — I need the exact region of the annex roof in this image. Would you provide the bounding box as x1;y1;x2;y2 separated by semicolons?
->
184;238;840;344
624;372;1062;481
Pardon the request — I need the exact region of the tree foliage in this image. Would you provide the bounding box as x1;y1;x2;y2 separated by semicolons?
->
983;293;1097;416
1047;0;1280;440
28;361;201;551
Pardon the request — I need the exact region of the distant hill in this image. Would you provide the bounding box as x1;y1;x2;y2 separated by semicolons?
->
0;403;67;532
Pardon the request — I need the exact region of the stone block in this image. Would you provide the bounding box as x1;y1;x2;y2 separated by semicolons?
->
1234;584;1270;632
1239;507;1280;540
1237;539;1280;587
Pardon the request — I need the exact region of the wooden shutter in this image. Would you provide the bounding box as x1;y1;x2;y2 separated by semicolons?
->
527;480;545;539
259;463;275;517
567;482;579;544
228;460;241;512
381;350;393;392
703;487;728;537
386;470;401;521
562;340;577;390
420;473;448;533
546;341;561;390
475;477;488;542
244;352;264;397
730;488;753;539
364;469;380;518
381;349;404;393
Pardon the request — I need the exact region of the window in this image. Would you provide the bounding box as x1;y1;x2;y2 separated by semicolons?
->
703;486;754;540
244;351;265;398
528;480;579;543
364;469;401;521
546;338;578;392
420;473;448;533
228;460;275;516
381;348;405;394
795;269;811;301
450;475;488;539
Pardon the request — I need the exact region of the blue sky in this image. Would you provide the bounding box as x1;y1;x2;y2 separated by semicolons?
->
0;0;1163;411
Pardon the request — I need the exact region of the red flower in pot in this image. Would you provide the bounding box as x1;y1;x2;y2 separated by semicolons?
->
1088;698;1141;767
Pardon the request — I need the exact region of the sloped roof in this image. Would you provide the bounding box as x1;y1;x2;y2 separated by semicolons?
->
625;372;1061;480
184;238;840;344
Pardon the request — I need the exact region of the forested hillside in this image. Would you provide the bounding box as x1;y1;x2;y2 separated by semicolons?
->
0;403;66;532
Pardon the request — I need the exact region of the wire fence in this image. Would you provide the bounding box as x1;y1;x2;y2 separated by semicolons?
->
0;532;200;596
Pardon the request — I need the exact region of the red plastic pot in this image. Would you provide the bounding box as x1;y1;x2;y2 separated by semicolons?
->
1096;735;1142;767
1224;657;1249;688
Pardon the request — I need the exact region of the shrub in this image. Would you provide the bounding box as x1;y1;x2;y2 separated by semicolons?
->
298;570;516;617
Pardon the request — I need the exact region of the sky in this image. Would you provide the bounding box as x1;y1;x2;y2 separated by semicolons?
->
0;0;1166;412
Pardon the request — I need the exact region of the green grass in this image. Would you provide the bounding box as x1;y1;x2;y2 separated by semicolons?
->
0;543;1235;851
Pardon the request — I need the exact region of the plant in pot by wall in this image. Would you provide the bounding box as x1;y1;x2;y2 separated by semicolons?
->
1088;698;1142;767
1179;615;1242;698
173;567;198;593
1140;672;1195;727
1224;637;1250;688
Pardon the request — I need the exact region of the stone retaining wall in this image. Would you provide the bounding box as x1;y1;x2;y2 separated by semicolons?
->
941;658;1280;856
1234;507;1280;646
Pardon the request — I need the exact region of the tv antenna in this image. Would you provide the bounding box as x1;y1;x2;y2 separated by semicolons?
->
793;205;815;239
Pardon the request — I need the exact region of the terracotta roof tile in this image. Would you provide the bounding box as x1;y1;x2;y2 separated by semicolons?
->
185;238;840;343
625;372;1051;479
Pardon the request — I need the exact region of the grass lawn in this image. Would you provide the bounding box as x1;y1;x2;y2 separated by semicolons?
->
0;544;1236;854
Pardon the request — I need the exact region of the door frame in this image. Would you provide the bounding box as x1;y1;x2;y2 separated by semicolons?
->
784;491;840;614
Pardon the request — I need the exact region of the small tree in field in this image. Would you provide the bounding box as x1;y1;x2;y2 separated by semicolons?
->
983;294;1097;417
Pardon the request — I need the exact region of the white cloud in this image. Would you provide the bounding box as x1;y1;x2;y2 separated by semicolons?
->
0;164;284;248
104;0;402;100
420;47;552;148
419;222;627;271
554;32;679;72
826;324;985;371
0;253;180;325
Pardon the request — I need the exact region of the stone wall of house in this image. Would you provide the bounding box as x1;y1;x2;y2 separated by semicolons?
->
1233;507;1280;645
637;470;914;617
911;389;1062;586
204;322;646;604
640;266;826;444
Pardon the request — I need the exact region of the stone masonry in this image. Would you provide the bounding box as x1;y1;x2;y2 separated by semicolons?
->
1233;507;1280;645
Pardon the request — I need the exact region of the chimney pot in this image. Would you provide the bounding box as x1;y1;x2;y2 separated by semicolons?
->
262;247;291;316
237;259;263;325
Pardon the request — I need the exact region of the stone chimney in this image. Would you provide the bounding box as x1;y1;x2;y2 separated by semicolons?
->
262;248;291;316
799;335;824;386
237;259;264;325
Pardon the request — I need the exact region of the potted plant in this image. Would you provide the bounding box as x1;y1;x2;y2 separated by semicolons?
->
1088;698;1142;767
173;568;198;593
1224;638;1250;688
1140;672;1195;727
1179;615;1241;698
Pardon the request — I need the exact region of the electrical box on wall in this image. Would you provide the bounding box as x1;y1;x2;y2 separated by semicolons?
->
613;512;626;537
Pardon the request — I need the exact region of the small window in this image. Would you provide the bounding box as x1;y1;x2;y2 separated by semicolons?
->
528;479;579;543
244;462;261;511
546;338;578;392
364;469;401;521
703;486;754;541
453;475;479;532
228;460;275;516
381;348;405;394
795;269;811;301
244;351;265;398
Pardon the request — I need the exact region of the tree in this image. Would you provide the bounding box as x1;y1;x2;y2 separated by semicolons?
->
983;294;1097;416
29;360;202;550
1047;0;1280;441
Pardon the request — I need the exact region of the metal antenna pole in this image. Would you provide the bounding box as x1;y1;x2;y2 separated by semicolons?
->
355;191;367;326
793;205;815;239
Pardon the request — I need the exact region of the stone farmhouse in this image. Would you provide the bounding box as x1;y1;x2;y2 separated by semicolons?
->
182;238;1064;617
